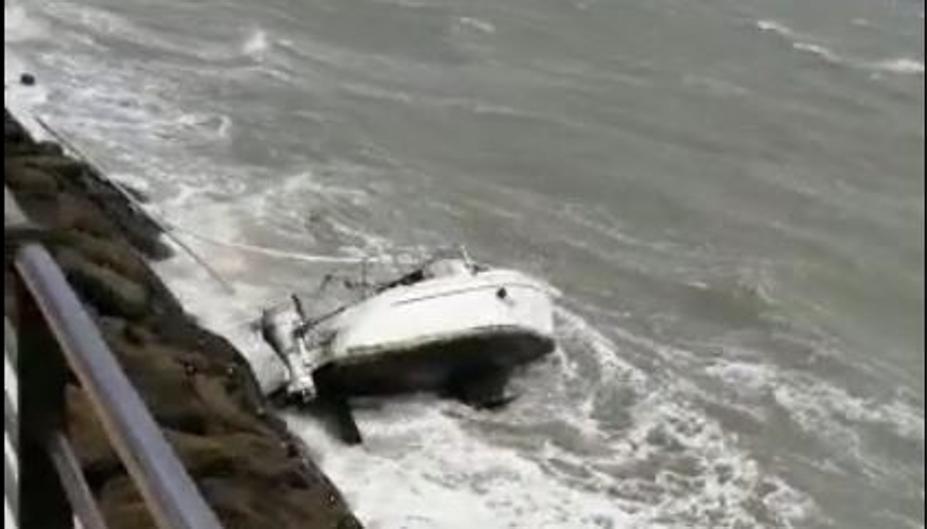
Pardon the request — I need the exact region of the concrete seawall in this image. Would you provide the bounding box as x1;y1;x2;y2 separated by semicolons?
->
4;107;363;529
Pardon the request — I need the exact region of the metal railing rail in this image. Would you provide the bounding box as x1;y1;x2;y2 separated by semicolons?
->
5;317;19;529
6;187;224;529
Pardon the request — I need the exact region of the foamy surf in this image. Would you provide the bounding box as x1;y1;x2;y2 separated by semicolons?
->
871;58;925;75
755;19;924;77
6;0;922;527
242;29;270;58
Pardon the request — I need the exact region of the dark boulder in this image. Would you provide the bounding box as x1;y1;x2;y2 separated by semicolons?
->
54;248;150;320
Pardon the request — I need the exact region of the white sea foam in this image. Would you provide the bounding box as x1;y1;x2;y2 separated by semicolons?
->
704;360;776;397
792;42;841;63
175;112;233;139
704;354;925;482
755;18;924;78
6;90;821;529
613;394;817;528
4;2;48;42
242;28;270;57
756;19;796;38
682;74;750;97
286;401;634;529
4;3;52;125
457;17;496;35
285;379;817;529
871;57;925;75
554;306;646;385
773;375;926;446
5;5;863;527
754;19;842;65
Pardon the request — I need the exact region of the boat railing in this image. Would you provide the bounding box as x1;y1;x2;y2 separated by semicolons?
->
5;187;224;529
256;244;483;337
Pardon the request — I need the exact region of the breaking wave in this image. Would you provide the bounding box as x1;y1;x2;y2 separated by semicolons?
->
456;17;496;35
872;58;925;75
242;28;270;58
755;19;924;76
278;304;820;529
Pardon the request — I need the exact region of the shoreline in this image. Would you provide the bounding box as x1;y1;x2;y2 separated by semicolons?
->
5;106;363;529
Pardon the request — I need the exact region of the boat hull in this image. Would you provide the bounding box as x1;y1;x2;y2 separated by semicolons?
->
313;325;555;397
329;269;553;353
311;268;556;398
258;265;557;404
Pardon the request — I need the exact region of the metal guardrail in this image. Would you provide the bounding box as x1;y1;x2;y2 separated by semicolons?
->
5;187;224;529
5;318;19;529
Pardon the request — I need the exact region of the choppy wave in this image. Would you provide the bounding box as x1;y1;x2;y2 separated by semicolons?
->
792;42;842;63
4;2;48;42
276;303;819;529
456;17;496;35
6;0;922;527
704;356;925;476
242;28;270;58
756;19;797;38
756;20;846;65
871;58;925;75
755;19;924;76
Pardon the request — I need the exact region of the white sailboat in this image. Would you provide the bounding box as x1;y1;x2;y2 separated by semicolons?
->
259;249;556;410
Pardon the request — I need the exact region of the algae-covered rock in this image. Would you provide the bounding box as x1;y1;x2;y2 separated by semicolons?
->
66;385;119;475
97;476;158;529
15;154;85;181
52;192;121;239
59;230;150;281
191;374;273;437
105;339;212;434
4;163;59;194
55;248;150;319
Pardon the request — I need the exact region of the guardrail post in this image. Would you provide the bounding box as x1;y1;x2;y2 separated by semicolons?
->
15;275;73;529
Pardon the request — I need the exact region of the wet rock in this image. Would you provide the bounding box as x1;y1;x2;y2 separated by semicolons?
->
66;385;121;478
76;174;172;259
123;322;154;345
6;107;363;529
4;111;27;143
103;503;159;529
59;231;149;281
49;192;120;239
35;141;64;157
198;478;282;528
166;429;304;484
101;333;211;434
15;154;85;181
338;515;365;529
97;476;158;529
198;474;360;529
4;163;59;194
153;318;242;365
191;374;273;436
165;429;241;476
11;153;171;259
54;248;149;319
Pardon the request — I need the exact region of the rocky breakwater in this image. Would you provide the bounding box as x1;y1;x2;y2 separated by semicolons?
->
4;108;363;529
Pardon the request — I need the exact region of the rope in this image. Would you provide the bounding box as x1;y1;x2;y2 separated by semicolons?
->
29;117;458;322
31;118;402;291
34;116;238;294
160;219;382;265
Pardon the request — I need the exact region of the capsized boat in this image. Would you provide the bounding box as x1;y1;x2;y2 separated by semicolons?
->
258;249;556;430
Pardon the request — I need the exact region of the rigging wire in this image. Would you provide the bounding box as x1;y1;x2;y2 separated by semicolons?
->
32;117;396;291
